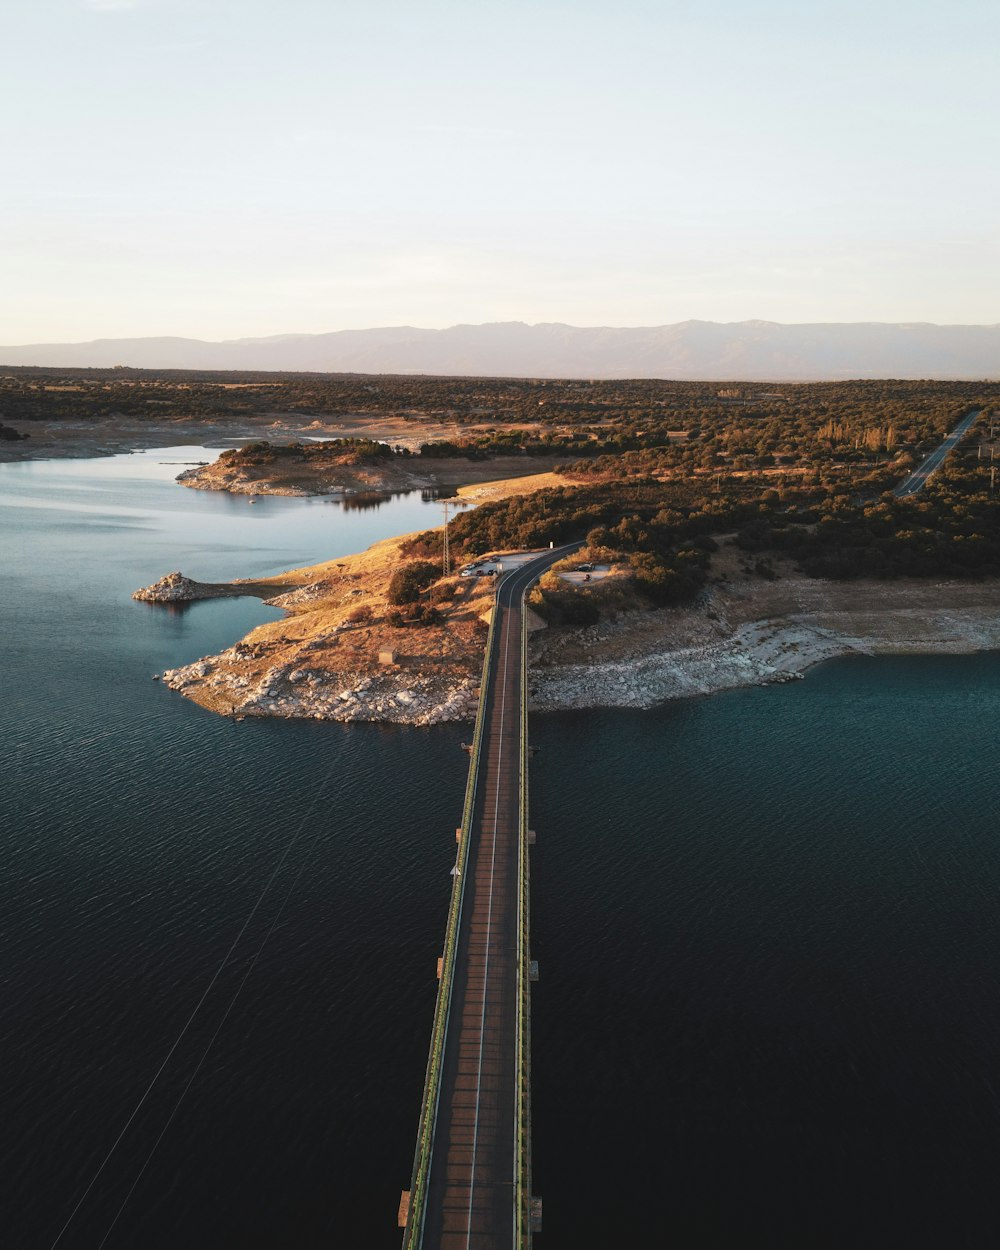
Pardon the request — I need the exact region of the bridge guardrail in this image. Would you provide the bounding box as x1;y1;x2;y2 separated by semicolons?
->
516;590;531;1247
402;586;503;1248
403;547;576;1247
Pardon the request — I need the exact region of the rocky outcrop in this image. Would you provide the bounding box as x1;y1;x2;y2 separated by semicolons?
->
177;465;318;495
262;579;338;609
133;572;218;602
161;650;481;725
530;620;823;710
530;606;1000;711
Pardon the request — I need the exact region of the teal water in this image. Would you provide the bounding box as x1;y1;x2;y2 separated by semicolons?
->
4;448;1000;1248
532;659;1000;1248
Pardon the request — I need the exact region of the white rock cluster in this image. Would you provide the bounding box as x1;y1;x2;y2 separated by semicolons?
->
262;579;337;609
161;650;480;725
530;620;824;710
133;571;215;602
530;607;1000;712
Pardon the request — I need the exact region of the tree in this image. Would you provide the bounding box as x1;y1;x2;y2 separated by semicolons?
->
387;560;438;605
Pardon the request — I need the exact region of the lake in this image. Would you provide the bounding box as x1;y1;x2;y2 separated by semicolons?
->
4;447;1000;1248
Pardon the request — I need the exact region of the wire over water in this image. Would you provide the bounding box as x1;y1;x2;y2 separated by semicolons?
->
49;763;338;1249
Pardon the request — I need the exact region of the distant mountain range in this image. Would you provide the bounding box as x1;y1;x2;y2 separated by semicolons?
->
2;320;999;380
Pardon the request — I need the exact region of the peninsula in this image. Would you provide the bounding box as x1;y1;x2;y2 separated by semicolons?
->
147;526;1000;725
112;372;1000;723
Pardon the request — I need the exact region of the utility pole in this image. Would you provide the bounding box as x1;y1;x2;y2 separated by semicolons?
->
441;500;451;577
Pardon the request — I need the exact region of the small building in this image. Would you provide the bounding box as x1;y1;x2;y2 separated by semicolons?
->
378;649;397;666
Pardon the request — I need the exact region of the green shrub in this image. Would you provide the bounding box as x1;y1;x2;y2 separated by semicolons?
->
387;560;439;605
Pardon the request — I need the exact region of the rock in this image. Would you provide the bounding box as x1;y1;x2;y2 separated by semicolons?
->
263;579;336;609
133;571;214;602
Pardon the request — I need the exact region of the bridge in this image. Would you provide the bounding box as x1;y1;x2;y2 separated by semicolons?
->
400;544;576;1249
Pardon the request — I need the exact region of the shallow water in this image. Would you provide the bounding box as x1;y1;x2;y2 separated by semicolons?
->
5;448;1000;1248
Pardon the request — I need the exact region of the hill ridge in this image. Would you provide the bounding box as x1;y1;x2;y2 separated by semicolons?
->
3;320;999;380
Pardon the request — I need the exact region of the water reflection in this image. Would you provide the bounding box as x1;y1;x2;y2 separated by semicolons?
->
0;443;468;584
339;491;396;511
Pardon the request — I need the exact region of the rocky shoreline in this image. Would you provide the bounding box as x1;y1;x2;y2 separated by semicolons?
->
531;608;1000;712
174;451;568;500
155;570;1000;725
161;651;480;725
175;466;329;496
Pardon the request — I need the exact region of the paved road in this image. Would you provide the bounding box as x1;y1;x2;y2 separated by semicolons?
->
894;408;981;497
419;545;575;1250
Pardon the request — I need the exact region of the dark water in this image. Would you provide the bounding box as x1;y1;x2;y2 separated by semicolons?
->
5;449;1000;1248
532;663;1000;1249
3;451;462;1249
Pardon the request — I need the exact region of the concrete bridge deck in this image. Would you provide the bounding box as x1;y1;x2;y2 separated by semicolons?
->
402;546;575;1250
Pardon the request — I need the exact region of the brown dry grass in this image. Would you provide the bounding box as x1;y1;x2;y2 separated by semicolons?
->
455;470;567;503
177;530;502;714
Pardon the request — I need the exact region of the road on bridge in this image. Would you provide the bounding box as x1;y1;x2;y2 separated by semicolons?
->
416;545;575;1250
894;408;981;498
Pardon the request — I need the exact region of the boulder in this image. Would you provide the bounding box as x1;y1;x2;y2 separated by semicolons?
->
133;571;212;602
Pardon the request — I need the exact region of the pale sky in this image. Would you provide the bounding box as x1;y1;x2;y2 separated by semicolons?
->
3;0;998;342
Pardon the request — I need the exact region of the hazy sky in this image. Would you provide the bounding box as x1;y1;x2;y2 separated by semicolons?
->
4;0;998;341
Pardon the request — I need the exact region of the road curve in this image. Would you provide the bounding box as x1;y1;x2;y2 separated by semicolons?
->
894;408;981;498
417;544;576;1250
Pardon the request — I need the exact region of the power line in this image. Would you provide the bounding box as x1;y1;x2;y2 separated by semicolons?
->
96;820;324;1247
49;764;337;1250
441;500;451;576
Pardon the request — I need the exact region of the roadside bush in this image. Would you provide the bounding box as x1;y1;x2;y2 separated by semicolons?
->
386;602;441;627
431;582;456;605
399;532;440;559
532;589;601;627
387;560;439;605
